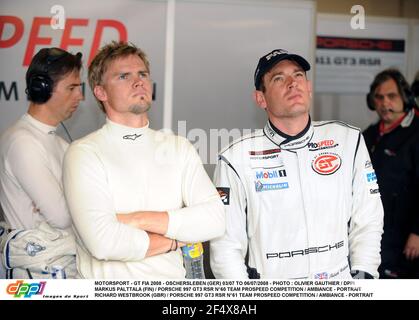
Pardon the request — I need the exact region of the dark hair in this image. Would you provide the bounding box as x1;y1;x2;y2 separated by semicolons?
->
26;47;82;102
367;68;416;111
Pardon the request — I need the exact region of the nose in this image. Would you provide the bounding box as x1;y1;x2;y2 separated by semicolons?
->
287;76;297;89
77;86;84;100
133;76;145;88
383;95;393;105
376;96;391;109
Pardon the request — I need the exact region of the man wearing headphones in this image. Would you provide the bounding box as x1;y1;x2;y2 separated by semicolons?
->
0;47;83;278
363;69;419;278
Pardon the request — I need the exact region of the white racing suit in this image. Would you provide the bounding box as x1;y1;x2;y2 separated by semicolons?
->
1;221;77;279
210;120;384;279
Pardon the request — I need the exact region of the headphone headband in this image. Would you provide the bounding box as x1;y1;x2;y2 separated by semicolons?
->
26;48;81;104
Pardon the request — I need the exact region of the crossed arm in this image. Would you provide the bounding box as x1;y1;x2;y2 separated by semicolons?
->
63;137;224;262
116;211;185;257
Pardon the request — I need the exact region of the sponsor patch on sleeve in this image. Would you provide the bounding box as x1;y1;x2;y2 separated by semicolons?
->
364;168;381;197
366;171;377;183
216;187;230;205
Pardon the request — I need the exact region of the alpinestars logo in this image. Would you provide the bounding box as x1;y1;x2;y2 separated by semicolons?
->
123;134;142;140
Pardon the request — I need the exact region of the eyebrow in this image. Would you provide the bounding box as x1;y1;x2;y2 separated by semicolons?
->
111;69;149;77
67;83;81;88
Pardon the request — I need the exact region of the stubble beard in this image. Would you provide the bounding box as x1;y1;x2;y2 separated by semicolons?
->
129;102;151;115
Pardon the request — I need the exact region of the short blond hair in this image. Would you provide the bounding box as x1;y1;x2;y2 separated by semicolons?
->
88;41;150;113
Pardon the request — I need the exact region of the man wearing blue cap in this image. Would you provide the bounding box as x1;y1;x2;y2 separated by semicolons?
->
210;49;384;279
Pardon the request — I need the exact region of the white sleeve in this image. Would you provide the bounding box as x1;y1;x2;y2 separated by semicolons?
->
210;155;249;279
63;143;149;261
165;140;225;242
7;135;71;229
349;133;384;278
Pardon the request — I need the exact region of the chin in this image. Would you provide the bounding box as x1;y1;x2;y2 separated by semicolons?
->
129;104;151;115
290;103;308;112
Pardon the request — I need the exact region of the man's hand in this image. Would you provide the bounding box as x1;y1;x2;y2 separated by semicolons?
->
115;214;186;258
404;233;419;260
145;233;186;257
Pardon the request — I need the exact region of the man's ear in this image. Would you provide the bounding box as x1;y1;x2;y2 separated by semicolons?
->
94;85;107;102
253;90;267;110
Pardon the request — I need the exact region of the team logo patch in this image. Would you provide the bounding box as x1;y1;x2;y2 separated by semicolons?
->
216;187;230;205
311;153;342;175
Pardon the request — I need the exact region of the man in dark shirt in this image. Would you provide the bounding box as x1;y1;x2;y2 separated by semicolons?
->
363;69;419;278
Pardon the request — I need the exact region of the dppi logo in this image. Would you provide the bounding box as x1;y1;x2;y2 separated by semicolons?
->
312;153;342;175
6;280;46;298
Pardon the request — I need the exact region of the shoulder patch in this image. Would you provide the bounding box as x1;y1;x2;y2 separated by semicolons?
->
216;187;230;205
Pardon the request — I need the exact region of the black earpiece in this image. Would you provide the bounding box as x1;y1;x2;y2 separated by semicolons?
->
26;49;69;104
26;74;54;103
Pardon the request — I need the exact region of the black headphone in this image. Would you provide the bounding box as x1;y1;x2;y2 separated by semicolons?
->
366;69;417;112
413;79;419;110
26;49;70;104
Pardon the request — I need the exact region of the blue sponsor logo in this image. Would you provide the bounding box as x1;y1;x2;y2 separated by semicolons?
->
255;169;286;180
255;181;289;192
366;172;377;182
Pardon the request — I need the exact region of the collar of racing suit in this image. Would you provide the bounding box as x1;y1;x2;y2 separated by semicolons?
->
263;117;314;151
104;117;150;142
